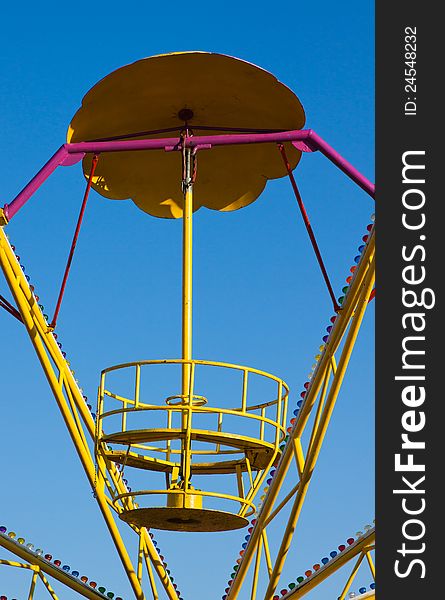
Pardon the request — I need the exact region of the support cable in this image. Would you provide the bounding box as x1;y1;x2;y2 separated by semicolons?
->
0;293;23;322
278;144;340;312
50;154;99;329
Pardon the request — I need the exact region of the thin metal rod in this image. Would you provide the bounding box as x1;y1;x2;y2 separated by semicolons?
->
0;293;23;321
365;550;376;578
28;568;39;600
338;553;365;600
50;154;99;328
38;571;60;600
279;144;339;312
250;537;263;600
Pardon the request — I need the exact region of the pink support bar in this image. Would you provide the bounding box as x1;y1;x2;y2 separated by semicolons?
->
2;129;374;222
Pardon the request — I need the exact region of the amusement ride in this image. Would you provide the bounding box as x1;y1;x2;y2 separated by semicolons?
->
0;52;375;600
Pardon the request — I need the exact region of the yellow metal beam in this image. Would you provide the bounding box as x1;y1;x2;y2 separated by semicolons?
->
281;528;375;599
226;230;375;599
0;535;108;600
338;553;365;600
263;253;375;600
0;227;179;600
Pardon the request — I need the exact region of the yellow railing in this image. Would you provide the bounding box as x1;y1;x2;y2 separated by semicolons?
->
97;359;289;461
95;359;289;523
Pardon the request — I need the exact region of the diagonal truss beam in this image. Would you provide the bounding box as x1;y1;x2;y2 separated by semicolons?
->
0;227;179;600
1;541;95;599
281;527;375;599
226;229;375;600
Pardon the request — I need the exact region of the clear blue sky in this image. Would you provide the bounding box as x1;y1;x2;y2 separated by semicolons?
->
0;1;374;599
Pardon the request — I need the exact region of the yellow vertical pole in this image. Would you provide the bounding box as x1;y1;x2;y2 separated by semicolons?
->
338;553;365;600
181;147;194;488
28;567;39;599
365;550;376;578
250;537;263;600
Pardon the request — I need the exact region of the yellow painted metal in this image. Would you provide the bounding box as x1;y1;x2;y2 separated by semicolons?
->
38;571;60;600
263;250;375;600
338;553;365;600
67;52;304;218
226;230;375;599
365;549;376;579
0;560;60;600
251;536;263;600
28;567;39;599
282;528;375;599
96;357;288;530
0;227;179;600
0;207;8;226
181;170;193;487
0;535;103;600
140;536;159;600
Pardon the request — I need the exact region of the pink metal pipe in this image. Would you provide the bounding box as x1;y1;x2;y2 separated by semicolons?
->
3;129;374;221
3;146;69;221
307;130;375;197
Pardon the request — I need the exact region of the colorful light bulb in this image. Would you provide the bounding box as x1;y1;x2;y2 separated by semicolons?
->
17;537;25;544
98;587;106;593
62;565;70;572
359;588;366;594
72;571;80;577
321;557;329;564
8;531;16;538
304;570;312;578
296;576;304;583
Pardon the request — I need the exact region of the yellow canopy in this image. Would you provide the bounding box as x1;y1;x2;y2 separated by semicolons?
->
67;52;305;218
